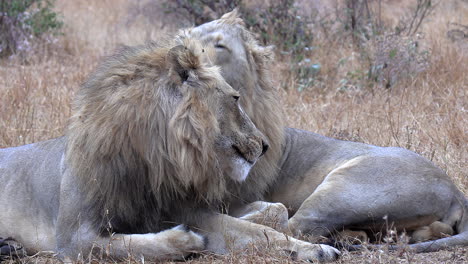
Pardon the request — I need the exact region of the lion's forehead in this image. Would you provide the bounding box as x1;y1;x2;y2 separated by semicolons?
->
191;22;240;43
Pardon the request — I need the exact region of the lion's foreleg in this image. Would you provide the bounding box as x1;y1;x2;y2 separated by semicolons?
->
57;171;205;261
191;212;339;262
57;225;205;262
95;225;205;261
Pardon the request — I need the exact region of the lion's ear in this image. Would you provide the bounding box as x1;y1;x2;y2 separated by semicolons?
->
167;45;190;83
220;9;239;19
220;9;244;26
167;45;202;83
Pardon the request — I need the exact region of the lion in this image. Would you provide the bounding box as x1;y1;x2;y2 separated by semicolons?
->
0;35;341;262
189;10;468;252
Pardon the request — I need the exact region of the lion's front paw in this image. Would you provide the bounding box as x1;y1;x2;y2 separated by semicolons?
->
294;243;340;263
165;225;206;258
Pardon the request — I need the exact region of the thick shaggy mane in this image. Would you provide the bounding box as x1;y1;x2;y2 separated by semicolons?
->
65;37;228;232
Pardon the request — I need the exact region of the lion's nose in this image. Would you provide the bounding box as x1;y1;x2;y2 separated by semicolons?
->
261;140;269;156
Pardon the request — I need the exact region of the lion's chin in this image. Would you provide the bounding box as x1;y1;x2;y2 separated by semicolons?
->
230;158;254;182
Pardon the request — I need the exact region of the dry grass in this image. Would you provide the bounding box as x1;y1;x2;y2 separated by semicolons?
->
3;245;467;264
0;0;467;263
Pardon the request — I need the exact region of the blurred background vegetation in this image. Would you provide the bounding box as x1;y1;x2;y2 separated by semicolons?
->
162;0;443;91
1;0;466;91
0;0;62;58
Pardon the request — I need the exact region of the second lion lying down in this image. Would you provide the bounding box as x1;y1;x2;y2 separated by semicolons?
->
190;10;468;252
0;35;339;261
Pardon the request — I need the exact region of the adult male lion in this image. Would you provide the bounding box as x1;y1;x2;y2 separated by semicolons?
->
190;10;468;251
0;36;340;261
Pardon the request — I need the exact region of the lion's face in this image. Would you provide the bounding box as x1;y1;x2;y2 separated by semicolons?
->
166;43;269;183
211;78;269;181
190;20;253;94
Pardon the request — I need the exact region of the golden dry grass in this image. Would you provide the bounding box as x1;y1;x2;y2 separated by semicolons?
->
0;0;467;263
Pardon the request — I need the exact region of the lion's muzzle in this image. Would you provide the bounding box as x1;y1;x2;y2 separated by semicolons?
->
232;136;269;164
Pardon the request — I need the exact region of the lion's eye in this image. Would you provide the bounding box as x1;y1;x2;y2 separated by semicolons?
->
215;43;226;49
233;95;240;101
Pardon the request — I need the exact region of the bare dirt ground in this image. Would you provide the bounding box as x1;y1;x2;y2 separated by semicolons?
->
0;0;467;263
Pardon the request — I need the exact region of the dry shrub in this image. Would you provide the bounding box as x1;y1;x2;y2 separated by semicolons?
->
0;0;63;60
368;33;430;88
293;0;436;90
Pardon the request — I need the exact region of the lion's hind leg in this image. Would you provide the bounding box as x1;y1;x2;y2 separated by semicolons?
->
288;155;456;238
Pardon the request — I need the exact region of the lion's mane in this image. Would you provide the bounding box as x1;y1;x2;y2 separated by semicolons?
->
65;38;229;232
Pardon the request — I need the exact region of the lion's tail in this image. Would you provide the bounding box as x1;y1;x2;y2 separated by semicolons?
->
405;231;468;252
